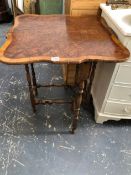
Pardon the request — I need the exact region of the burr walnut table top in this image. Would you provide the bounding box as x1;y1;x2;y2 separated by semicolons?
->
0;14;129;64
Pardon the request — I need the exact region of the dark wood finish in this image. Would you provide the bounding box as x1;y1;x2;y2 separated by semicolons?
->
64;0;106;86
82;62;97;108
26;62;90;133
25;64;36;112
35;99;72;105
0;15;129;64
71;79;85;133
30;63;38;95
0;14;130;133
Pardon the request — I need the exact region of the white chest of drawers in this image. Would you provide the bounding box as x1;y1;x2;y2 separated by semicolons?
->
91;5;131;123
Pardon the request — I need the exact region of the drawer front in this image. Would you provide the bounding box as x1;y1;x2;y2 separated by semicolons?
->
71;0;106;9
104;101;131;116
115;65;131;85
108;85;131;102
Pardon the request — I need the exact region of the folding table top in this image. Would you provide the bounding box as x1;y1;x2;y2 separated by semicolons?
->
0;14;129;64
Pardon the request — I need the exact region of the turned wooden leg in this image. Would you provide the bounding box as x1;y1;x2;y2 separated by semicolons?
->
25;64;36;113
71;80;85;134
82;62;97;109
30;63;38;96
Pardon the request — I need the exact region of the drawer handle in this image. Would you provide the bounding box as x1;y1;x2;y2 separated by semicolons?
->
124;107;131;114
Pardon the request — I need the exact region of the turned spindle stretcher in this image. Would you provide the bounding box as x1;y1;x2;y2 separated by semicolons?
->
0;15;129;133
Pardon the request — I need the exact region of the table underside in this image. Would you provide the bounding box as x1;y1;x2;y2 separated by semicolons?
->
24;62;95;133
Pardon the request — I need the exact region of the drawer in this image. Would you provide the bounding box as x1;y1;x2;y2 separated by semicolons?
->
115;65;131;85
104;101;131;116
71;0;105;9
108;85;131;102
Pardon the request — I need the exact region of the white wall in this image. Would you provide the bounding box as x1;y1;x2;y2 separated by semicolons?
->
8;0;12;10
17;0;24;11
8;0;24;12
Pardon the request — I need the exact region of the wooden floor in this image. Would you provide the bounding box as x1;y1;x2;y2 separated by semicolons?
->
0;23;131;175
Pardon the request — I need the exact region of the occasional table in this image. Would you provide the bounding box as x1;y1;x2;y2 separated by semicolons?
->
0;14;129;133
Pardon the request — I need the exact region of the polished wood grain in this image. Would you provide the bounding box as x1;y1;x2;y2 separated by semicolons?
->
0;14;129;65
64;0;107;85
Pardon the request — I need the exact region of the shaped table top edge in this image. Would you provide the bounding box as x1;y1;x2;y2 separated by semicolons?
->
0;14;130;65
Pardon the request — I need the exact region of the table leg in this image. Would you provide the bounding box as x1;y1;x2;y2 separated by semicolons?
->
71;80;85;134
82;62;97;109
25;64;36;113
30;63;38;96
